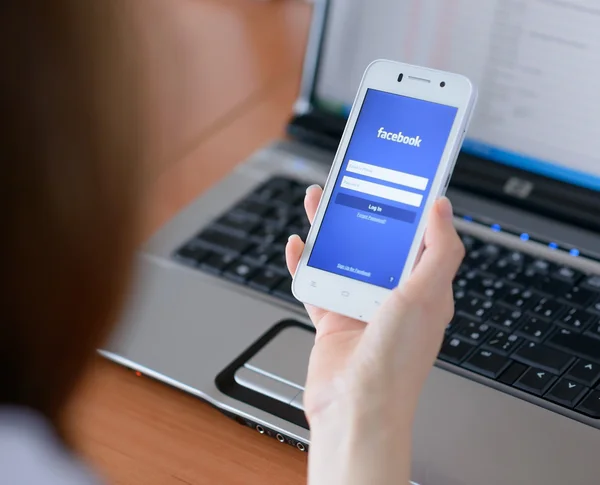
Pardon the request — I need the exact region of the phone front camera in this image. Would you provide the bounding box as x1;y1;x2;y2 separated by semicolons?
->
440;81;446;87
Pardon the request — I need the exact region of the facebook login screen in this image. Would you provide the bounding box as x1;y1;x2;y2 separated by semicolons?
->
308;89;458;289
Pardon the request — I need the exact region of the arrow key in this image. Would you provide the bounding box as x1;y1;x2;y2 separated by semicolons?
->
565;359;600;387
545;379;588;408
514;367;557;396
576;390;600;418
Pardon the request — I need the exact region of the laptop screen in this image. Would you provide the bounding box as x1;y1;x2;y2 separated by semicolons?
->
313;0;600;191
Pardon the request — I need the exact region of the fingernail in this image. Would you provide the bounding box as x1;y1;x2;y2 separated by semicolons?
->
288;234;300;242
306;184;321;195
438;197;454;220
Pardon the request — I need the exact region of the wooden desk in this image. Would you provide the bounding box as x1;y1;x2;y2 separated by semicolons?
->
70;1;312;483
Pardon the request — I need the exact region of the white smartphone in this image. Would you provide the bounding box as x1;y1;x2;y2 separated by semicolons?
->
292;59;477;322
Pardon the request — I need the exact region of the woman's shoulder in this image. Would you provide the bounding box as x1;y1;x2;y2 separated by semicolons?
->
0;407;102;485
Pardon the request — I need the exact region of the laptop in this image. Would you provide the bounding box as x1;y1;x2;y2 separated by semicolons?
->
103;0;600;483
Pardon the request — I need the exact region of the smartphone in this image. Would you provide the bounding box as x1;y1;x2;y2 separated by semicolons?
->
292;59;477;322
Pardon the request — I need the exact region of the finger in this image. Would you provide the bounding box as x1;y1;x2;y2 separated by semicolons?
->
285;234;304;277
304;184;322;225
285;234;328;324
403;197;464;300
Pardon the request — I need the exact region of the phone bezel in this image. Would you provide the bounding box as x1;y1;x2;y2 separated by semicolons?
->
292;59;477;322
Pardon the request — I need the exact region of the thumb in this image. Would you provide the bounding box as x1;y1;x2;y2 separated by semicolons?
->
361;198;463;349
403;197;464;301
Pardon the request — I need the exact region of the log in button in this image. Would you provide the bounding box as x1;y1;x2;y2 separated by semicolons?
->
335;192;417;223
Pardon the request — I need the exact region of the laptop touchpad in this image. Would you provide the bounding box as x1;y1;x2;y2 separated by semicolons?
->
235;325;313;409
216;320;314;422
245;325;313;388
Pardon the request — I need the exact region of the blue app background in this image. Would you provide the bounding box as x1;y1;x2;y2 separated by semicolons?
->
308;89;458;289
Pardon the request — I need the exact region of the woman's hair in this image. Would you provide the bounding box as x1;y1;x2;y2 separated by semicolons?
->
0;1;145;439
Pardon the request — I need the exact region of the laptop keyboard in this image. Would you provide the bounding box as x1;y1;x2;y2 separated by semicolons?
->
175;177;310;304
174;176;600;422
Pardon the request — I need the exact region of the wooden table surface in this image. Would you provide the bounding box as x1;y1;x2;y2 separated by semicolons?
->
70;1;312;483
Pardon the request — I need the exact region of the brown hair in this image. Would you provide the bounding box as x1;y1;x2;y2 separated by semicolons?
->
0;1;145;439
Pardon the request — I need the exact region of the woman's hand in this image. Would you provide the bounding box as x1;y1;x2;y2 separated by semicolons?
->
286;185;465;485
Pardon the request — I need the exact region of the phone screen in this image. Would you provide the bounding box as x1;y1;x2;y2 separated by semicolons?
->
308;88;459;289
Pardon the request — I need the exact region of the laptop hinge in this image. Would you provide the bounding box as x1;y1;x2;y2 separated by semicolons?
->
452;153;600;233
286;111;344;154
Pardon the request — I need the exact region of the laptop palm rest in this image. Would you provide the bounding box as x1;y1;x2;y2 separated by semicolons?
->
215;320;315;428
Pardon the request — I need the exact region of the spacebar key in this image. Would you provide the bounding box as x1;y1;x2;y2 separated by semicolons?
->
547;332;600;364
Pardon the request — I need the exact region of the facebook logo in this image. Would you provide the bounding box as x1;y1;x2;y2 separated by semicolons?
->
377;127;422;147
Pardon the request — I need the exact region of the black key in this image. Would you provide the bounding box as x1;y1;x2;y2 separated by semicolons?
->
462;349;511;378
507;267;539;288
251;183;283;202
557;308;595;333
481;243;502;258
465;249;487;266
453;319;493;344
582;275;600;292
446;317;459;335
515;315;552;342
498;362;528;385
174;243;211;266
223;261;259;283
476;247;504;272
273;182;305;206
585;322;600;340
489;258;517;279
235;199;271;218
529;259;555;274
487;306;523;330
551;266;583;284
565;360;600;387
197;229;251;255
455;296;494;320
248;268;284;292
263;206;295;228
501;287;540;310
576;390;600;418
454;275;477;293
273;233;292;252
268;251;288;274
251;225;283;245
453;287;468;302
243;245;275;266
460;234;480;251
506;250;531;267
456;262;470;276
272;277;298;304
438;337;476;365
470;276;509;300
545;379;588;408
215;213;258;236
264;177;296;191
531;297;565;320
512;341;574;374
514;367;556;396
462;269;480;282
251;177;295;201
536;276;572;298
588;299;600;315
547;330;600;364
484;331;523;355
200;252;237;274
562;287;596;308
